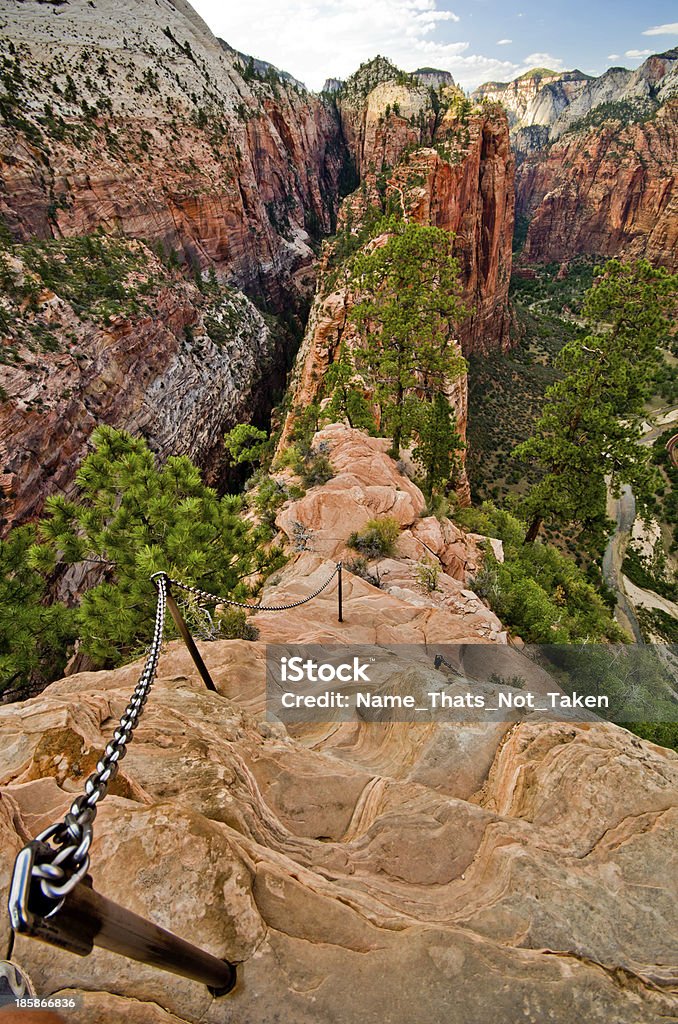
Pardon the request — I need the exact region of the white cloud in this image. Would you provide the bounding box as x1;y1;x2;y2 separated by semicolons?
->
519;52;566;72
625;48;653;58
190;0;555;90
642;22;678;36
496;39;512;46
607;53;620;60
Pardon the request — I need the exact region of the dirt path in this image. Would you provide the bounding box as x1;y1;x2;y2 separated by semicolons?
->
603;405;678;640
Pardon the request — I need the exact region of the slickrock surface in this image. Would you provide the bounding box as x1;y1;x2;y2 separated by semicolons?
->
1;639;677;1022
269;426;500;638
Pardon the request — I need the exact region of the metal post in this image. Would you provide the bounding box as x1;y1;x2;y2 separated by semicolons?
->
9;845;236;996
337;562;343;623
164;585;219;693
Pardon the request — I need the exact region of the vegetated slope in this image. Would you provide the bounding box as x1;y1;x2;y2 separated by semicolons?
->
0;431;674;1020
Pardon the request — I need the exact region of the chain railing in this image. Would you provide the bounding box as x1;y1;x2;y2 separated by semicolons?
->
7;562;344;997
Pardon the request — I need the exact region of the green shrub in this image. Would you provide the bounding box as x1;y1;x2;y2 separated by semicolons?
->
28;427;280;667
348;516;400;559
345;556;382;588
215;607;259;641
415;557;440;592
224;423;268;468
625;721;678;753
0;525;77;693
460;502;626;643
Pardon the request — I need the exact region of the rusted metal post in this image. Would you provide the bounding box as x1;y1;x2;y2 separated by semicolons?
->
9;845;236;996
161;579;219;693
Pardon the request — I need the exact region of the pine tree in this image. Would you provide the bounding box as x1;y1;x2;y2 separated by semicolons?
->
413;392;465;495
0;525;76;692
350;220;466;453
515;260;677;545
322;345;377;433
224;423;269;469
29;427;277;666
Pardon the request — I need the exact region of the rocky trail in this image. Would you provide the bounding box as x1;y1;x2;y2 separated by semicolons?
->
1;427;677;1023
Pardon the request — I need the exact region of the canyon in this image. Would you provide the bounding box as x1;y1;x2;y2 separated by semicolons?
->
0;3;514;529
0;4;677;1021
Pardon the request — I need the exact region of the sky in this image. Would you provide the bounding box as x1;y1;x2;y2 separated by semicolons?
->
189;0;678;92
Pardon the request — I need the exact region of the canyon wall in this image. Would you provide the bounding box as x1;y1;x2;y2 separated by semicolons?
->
280;66;515;503
486;49;678;269
474;68;593;136
0;241;282;529
0;0;348;528
515;100;677;268
0;15;516;529
0;0;346;309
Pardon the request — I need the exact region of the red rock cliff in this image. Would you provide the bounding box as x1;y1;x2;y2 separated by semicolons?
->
0;0;345;312
515;101;677;269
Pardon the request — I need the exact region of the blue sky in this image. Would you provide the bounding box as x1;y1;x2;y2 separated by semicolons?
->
190;0;678;91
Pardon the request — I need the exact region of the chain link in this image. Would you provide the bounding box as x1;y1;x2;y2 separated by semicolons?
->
30;575;168;904
25;564;340;905
166;563;340;612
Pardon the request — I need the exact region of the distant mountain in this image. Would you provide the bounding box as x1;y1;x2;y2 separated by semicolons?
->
474;49;678;155
509;49;678;269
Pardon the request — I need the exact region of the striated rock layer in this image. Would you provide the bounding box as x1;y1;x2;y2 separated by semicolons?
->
515;100;678;269
0;423;676;1021
0;244;281;529
0;0;345;310
0;643;676;1022
501;50;678;268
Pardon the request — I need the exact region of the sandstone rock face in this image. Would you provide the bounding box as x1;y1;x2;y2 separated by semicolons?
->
516;100;678;268
0;637;676;1022
393;128;514;355
0;0;345;311
473;50;677;149
496;51;678;268
337;66;515;355
0;249;280;528
0;0;347;528
253;424;499;643
473;69;594;136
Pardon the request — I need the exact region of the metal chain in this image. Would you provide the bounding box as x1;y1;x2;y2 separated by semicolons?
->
166;563;340;612
23;565;340;905
30;575;168;905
